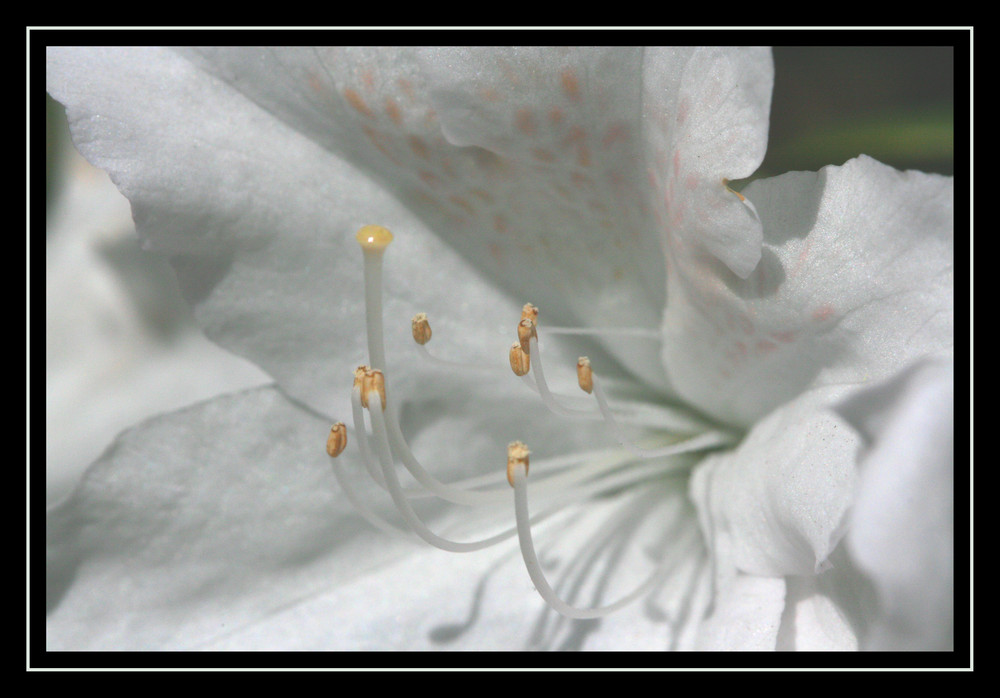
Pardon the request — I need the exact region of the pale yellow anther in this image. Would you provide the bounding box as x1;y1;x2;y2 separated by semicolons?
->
362;368;387;411
506;441;531;487
722;178;746;202
356;224;394;252
577;356;593;394
326;422;348;458
521;303;539;326
509;341;531;376
411;312;432;345
353;365;370;389
517;317;536;353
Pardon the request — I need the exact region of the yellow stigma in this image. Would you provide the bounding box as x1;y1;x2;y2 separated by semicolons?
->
356;224;394;252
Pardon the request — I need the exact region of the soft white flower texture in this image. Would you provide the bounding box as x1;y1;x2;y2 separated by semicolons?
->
45;46;954;651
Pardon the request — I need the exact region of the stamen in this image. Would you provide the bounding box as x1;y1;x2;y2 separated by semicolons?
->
584;361;733;458
350;373;387;488
521;303;539;326
506;441;530;487
517;318;535;354
340;223;725;621
510;457;700;619
412;313;508;373
576;357;593;394
723;178;760;223
326;415;415;541
365;368;387;411
526;334;595;418
364;392;520;552
543;326;660;339
411;312;432;345
509;341;531;377
325;422;348;458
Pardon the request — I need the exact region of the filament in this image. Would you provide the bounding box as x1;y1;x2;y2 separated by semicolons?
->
511;461;699;619
590;374;733;457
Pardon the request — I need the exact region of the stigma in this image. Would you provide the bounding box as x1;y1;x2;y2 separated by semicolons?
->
324;224;734;620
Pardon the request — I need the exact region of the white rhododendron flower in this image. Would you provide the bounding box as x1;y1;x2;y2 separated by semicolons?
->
45;46;954;652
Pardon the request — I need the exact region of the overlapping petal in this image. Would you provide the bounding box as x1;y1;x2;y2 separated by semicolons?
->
690;387;858;581
837;360;955;650
46;383;709;650
45;45;955;653
663;155;953;427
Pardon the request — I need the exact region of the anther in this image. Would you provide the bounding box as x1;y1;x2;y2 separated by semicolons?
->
411;312;432;345
326;422;348;458
517;317;536;353
509;341;531;376
521;303;539;326
507;441;530;487
577;356;593;394
353;365;370;407
721;178;745;202
363;368;387;411
356;224;394;253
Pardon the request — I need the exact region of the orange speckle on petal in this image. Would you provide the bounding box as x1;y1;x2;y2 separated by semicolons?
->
384;97;403;126
515;108;537;135
397;78;415;101
561;69;581;101
418;169;440;188
470;188;493;203
449;195;475;215
344;88;374;119
812;304;836;322
408;135;429;159
307;71;325;94
601;122;628;149
531;147;555;163
755;339;778;354
489;242;505;265
362;125;401;164
494;213;509;234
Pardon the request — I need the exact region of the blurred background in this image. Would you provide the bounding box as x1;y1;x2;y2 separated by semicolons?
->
43;45;958;507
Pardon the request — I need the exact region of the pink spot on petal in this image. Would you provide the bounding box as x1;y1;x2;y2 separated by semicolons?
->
561;69;581;101
384;97;403;126
601;122;628;149
812;304;836;322
515;108;537;135
755;339;777;354
344;88;374;119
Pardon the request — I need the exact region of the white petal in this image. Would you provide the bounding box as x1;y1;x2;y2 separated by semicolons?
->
695;573;785;650
642;47;773;278
690;387;859;579
46;387;404;649
172;46;674;386
775;573;859;651
663;155;953;426
837;360;955;650
46;46;540;422
47;386;705;650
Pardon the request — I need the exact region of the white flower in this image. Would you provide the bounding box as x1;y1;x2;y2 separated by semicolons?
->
45;46;954;651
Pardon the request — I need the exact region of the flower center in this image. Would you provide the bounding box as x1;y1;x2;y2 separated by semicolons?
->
327;225;735;618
